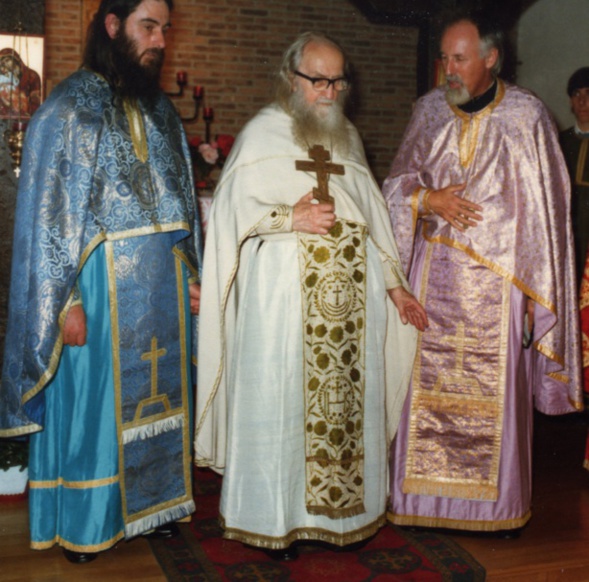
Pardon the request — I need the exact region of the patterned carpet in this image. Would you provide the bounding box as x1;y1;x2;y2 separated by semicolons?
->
148;469;486;581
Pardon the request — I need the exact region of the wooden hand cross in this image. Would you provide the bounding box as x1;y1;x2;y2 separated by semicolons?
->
295;144;345;203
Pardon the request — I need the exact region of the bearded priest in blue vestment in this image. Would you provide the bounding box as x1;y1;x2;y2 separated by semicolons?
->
0;0;202;563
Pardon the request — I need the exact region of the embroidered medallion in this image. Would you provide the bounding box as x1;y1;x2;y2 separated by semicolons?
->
297;219;367;518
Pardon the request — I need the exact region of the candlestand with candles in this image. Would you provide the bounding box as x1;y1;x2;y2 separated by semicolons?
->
166;70;187;97
203;107;214;143
165;73;204;123
181;85;203;123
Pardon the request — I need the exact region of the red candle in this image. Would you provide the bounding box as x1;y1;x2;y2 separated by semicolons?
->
176;71;187;84
193;85;204;99
204;107;214;120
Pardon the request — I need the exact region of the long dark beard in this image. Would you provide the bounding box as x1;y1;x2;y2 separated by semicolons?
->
111;29;164;108
288;89;350;157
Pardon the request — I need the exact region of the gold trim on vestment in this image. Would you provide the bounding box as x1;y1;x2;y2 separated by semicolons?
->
403;247;511;502
220;513;386;549
123;98;149;163
298;219;368;519
423;231;565;374
31;531;125;552
194;208;284;464
411;186;421;232
458;109;490;168
387;509;531;532
450;82;506;168
423;231;556;315
533;341;566;369
450;79;506;122
124;497;191;525
106;240;128;519
21;232;107;407
29;475;119;489
173;247;201;282
263;204;291;230
175;254;194;500
20;224;189;411
576;139;589;187
0;423;43;438
547;371;570;384
107;238;194;528
123;408;184;430
105;221;190;242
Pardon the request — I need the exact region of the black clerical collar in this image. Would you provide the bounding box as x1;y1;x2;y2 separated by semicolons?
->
458;80;498;114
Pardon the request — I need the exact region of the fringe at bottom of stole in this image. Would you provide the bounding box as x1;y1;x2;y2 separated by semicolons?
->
124;499;195;538
122;413;184;444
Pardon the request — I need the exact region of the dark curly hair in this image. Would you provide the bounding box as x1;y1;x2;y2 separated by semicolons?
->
82;0;174;89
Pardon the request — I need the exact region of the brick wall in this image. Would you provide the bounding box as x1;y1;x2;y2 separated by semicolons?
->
44;0;419;184
0;0;418;362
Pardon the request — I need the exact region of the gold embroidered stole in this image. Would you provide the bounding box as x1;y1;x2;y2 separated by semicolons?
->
297;219;367;518
403;243;510;501
105;234;193;534
123;98;149;162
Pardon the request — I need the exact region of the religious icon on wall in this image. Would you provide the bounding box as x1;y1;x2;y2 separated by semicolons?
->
0;34;44;120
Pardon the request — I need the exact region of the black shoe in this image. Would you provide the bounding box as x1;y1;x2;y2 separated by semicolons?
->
400;525;426;533
498;528;521;539
143;522;180;539
63;548;98;563
263;546;299;561
332;538;371;552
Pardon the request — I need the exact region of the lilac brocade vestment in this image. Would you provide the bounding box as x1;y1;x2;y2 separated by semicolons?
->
383;81;582;531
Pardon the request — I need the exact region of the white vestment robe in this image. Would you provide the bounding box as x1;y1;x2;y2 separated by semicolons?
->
195;104;417;547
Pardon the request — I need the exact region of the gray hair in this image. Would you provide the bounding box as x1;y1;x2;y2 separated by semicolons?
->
441;10;505;77
275;31;351;108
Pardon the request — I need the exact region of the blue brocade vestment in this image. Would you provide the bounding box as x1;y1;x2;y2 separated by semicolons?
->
0;70;202;551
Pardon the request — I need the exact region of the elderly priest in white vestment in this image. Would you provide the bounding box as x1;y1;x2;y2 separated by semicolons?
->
195;32;427;561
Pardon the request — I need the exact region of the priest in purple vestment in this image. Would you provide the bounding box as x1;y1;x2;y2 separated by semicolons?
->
382;9;582;535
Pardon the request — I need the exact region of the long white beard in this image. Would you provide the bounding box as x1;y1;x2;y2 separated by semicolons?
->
288;90;351;156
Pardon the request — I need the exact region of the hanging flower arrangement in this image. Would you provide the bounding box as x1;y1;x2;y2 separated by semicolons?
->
189;134;234;190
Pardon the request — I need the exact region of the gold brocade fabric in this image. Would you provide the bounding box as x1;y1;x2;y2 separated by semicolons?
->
403;243;510;501
297;219;368;518
123;99;149;163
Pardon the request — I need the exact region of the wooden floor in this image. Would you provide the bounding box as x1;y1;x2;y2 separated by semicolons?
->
448;412;589;581
1;412;588;581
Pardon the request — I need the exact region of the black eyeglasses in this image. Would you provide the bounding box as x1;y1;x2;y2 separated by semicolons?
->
294;70;349;92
